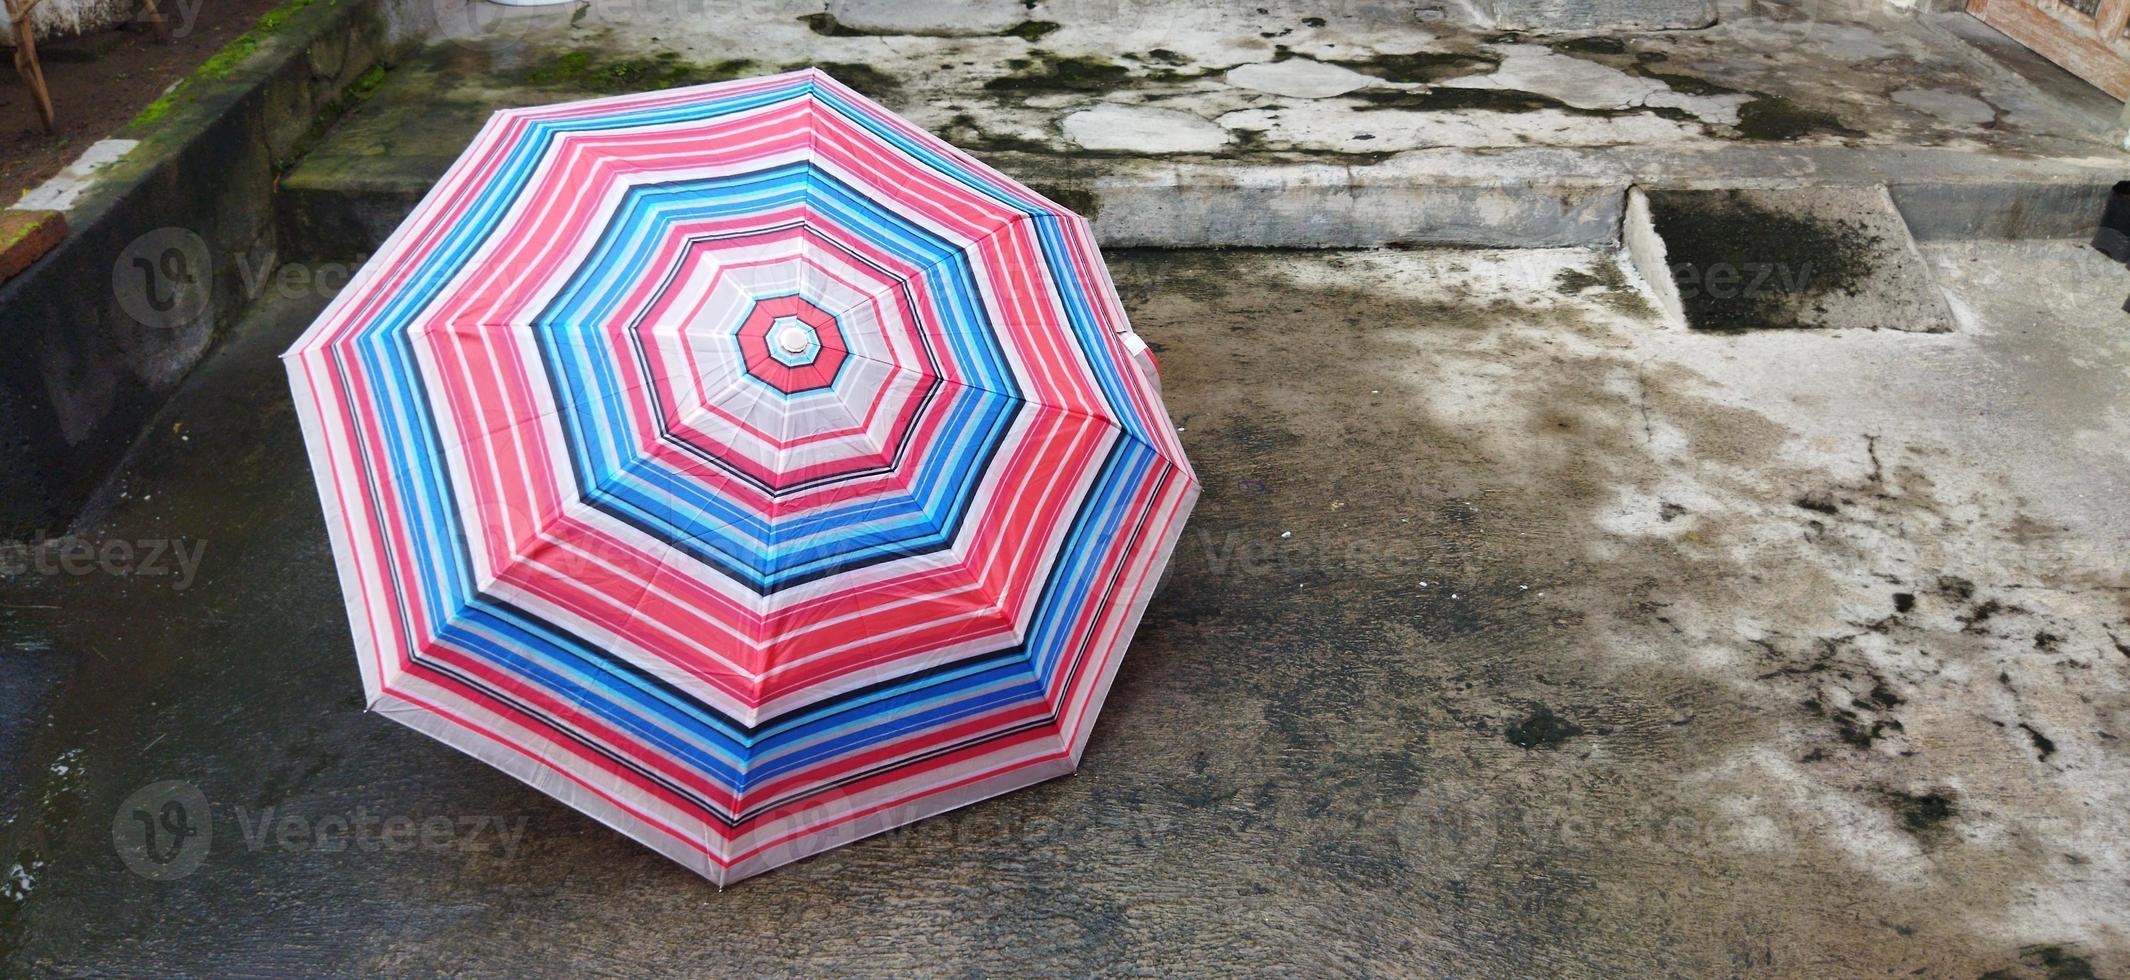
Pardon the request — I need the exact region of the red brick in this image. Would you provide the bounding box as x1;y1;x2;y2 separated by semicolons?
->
0;209;68;284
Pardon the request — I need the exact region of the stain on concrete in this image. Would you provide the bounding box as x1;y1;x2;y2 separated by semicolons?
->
1644;189;1877;331
2004;945;2102;980
796;11;873;37
1504;706;1585;749
1326;49;1499;84
790;62;901;102
1733;94;1859;141
1001;20;1062;43
1547;35;1629;56
1891;88;1998;127
1633;67;1743;99
1350;86;1567;114
1552;259;1654;317
982;52;1131;94
517;49;756;93
1887;789;1956;837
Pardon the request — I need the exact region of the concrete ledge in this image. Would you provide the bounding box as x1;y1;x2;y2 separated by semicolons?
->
0;0;397;535
1472;0;1719;31
1889;180;2114;241
280;133;2124;259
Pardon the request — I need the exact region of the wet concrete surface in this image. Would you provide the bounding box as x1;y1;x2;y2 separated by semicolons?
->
2;244;2128;974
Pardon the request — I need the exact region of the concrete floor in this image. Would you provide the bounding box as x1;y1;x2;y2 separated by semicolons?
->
2;241;2129;974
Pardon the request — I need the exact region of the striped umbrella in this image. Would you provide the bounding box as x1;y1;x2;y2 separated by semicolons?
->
281;69;1197;885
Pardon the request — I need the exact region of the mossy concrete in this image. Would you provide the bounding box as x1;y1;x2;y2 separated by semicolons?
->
276;0;2125;257
0;0;399;536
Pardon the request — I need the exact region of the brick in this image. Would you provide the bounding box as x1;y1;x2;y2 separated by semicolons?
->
0;209;68;284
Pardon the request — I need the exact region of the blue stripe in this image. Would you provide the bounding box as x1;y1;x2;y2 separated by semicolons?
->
331;77;1183;814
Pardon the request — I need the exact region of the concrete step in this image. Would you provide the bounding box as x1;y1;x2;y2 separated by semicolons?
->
1626;185;1959;333
278;3;2128;256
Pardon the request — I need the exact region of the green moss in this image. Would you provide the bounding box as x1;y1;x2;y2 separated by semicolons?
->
194;40;260;79
0;216;35;251
1141;49;1190;66
521;50;757;93
347;63;387;100
982;53;1129;93
195;0;315;80
253;0;309;33
1734;95;1859;141
132;90;180;126
126;0;314;125
1002;20;1061;42
276;61;392;169
1327;50;1499;84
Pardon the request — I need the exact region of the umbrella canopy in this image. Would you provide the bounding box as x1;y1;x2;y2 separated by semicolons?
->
281;69;1197;885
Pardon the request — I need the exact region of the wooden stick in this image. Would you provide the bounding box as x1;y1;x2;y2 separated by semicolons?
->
5;0;55;133
138;0;169;43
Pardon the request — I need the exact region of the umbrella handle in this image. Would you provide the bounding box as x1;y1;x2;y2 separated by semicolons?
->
1117;330;1160;394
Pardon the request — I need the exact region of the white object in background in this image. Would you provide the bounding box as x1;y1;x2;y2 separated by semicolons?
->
14;140;139;213
1118;329;1161;394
